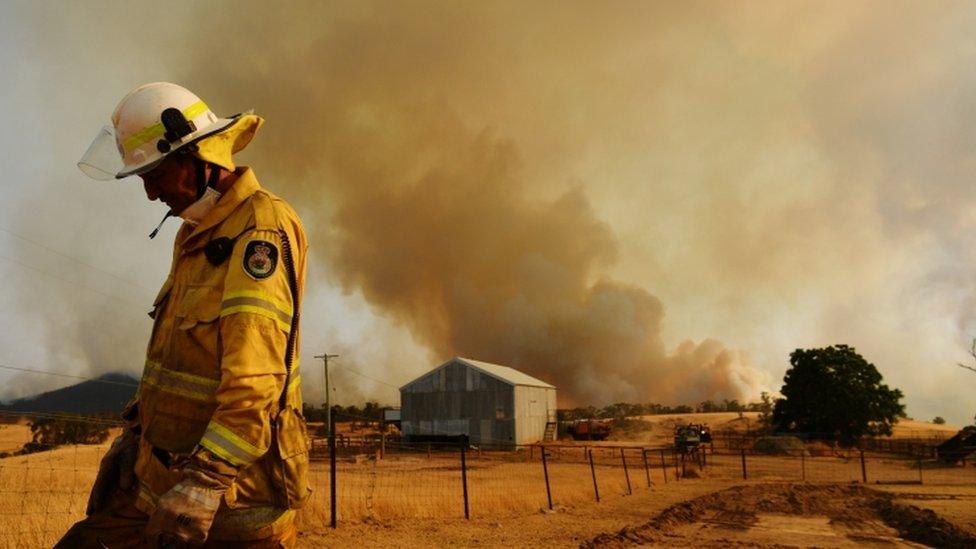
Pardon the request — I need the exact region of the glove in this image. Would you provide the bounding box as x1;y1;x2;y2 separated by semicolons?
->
145;468;226;545
86;428;139;515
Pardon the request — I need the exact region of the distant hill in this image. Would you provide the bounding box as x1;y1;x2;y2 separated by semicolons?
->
0;372;138;415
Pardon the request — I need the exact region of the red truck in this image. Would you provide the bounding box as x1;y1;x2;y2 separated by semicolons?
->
568;418;613;441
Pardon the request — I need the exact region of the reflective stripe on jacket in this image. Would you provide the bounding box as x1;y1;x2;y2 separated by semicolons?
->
133;167;310;538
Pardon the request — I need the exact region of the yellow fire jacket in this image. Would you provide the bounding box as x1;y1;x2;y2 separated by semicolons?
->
131;167;311;540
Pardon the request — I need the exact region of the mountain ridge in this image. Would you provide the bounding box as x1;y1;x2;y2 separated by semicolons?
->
0;372;138;415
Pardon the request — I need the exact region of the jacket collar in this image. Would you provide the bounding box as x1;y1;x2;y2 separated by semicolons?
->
180;167;260;252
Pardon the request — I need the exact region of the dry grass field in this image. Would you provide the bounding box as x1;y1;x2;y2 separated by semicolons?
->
0;422;34;454
0;414;971;547
0;441;105;548
617;412;961;447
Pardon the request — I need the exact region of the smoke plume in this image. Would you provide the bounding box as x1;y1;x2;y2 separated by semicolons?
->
158;1;762;405
7;2;976;421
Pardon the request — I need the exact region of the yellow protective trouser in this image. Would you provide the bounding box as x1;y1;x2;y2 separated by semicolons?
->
54;487;297;549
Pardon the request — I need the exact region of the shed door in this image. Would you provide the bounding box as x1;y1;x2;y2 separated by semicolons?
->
480;419;492;443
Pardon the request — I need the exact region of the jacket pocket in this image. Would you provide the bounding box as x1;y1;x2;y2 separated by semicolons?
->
176;284;222;327
266;406;312;509
171;284;223;376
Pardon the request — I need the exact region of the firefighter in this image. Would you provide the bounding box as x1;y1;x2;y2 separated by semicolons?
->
59;82;311;547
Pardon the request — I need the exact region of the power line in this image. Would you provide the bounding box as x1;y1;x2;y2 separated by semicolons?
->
0;364;139;388
0;409;123;425
0;226;153;293
328;363;401;391
0;252;147;311
341;368;400;390
1;359;402;393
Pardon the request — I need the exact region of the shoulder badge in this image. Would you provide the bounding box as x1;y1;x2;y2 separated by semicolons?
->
243;240;278;280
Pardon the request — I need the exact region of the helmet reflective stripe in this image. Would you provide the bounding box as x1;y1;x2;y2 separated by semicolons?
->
122;100;209;153
78;82;244;181
114;83;237;178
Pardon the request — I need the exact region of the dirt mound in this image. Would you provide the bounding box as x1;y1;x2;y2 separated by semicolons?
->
583;483;976;548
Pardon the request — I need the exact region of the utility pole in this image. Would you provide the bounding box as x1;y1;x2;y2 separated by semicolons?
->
315;353;339;436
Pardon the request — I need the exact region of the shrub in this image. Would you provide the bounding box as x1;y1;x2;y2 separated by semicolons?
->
610;417;653;437
753;435;808;456
21;415;111;454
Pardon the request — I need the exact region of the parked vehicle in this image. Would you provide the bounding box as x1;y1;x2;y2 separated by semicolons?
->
568;418;613;441
674;423;711;455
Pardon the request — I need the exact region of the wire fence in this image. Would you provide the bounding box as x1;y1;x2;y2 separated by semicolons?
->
0;413;119;548
0;410;974;547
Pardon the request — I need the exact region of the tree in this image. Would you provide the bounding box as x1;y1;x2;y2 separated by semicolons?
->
772;345;905;442
957;338;976;428
722;399;744;413
557;406;597;421
932;416;946;425
756;392;776;430
957;338;976;374
696;400;721;413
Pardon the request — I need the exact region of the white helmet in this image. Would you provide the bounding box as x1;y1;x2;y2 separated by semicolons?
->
78;82;242;180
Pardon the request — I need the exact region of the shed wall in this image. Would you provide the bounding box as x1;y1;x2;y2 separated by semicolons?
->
400;360;516;445
512;385;557;444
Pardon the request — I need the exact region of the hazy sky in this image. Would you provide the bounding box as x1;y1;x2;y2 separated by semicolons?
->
1;1;975;423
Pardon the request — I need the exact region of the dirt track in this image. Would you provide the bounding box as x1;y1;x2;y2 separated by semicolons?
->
298;481;976;548
584;483;976;548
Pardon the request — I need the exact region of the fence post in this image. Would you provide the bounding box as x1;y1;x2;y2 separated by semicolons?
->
460;435;470;519
859;449;867;484
673;449;680;481
329;406;338;529
588;448;600;502
621;448;632;495
380;431;386;460
541;444;553;510
642;449;651;487
801;452;806;482
680;452;686;478
660;449;668;483
741;448;747;480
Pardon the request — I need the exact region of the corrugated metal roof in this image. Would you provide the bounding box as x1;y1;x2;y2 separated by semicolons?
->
455;357;555;388
398;356;555;389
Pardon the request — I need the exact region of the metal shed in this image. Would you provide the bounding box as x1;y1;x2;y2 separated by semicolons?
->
399;357;557;447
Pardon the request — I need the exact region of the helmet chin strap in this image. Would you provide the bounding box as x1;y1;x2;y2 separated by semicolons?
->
198;157;222;197
149;159;220;239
